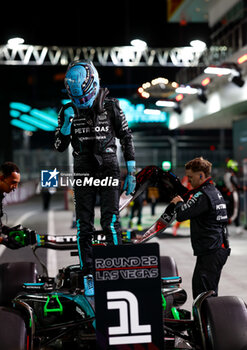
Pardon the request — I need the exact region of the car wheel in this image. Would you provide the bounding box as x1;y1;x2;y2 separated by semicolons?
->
0;262;37;305
0;306;27;350
202;295;247;350
160;256;180;319
160;256;178;277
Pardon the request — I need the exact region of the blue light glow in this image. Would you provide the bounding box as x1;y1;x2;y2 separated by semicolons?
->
10;110;21;118
10;97;169;133
20;115;55;131
10;119;37;132
118;98;168;125
10;102;58;132
9;102;31;113
61;99;71;105
30;109;58;127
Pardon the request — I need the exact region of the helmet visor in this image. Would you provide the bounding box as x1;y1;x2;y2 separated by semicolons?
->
70;86;98;108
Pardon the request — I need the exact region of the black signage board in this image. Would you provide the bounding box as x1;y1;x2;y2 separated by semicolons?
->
93;243;164;350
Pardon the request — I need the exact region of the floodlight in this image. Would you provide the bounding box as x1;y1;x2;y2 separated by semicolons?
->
156;100;176;107
204;67;232;75
130;39;147;50
204;63;245;87
190;40;206;50
176;86;198;94
7;37;24;47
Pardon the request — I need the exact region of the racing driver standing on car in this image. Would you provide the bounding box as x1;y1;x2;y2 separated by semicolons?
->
55;60;136;296
170;157;231;299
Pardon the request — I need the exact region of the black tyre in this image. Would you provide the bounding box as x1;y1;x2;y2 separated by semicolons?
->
202;295;247;350
0;262;37;305
160;256;178;278
160;256;180;319
0;306;27;350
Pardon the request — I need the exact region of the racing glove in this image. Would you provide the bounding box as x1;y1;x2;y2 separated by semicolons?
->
1;225;36;249
59;105;75;135
123;160;136;195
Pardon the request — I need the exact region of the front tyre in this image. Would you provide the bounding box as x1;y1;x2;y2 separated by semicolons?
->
202;295;247;350
0;306;27;350
0;262;37;305
160;256;178;278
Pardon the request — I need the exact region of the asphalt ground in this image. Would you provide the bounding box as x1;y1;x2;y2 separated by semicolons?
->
1;191;247;313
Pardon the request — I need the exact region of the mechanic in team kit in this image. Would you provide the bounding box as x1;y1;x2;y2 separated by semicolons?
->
170;157;231;299
0;161;25;249
55;60;136;296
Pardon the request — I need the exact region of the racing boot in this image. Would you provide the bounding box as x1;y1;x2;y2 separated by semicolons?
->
84;274;94;296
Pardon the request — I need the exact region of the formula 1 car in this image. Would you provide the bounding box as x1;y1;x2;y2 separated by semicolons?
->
0;166;247;349
1;233;247;350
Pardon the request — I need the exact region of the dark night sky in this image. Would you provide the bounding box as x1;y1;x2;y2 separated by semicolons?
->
1;1;210;48
0;2;210;102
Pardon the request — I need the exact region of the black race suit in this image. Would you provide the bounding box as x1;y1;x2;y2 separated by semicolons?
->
55;88;135;274
0;193;5;234
0;193;11;236
174;178;230;299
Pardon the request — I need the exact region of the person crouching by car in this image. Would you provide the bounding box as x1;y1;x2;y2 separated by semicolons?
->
170;157;231;299
0;162;22;248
